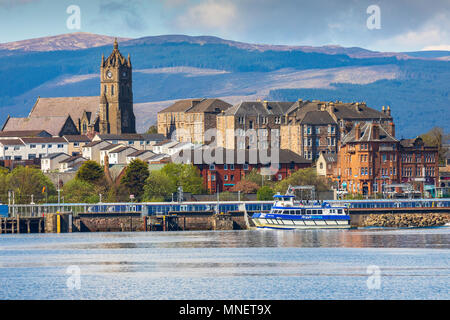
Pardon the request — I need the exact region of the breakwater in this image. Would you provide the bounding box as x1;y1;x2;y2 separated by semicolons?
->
357;213;450;228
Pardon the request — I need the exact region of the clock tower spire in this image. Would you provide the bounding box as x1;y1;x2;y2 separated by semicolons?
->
99;39;136;134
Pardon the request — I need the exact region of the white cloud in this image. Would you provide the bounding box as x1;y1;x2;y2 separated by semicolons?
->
422;45;450;51
176;0;237;31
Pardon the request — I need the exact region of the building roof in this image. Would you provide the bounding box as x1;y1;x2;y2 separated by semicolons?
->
21;137;67;144
153;139;176;147
101;143;120;151
95;133;144;141
0;139;24;146
63;135;91;143
2;116;74;136
158;98;232;114
300;111;336;125
223;101;294;116
28;96;100;124
84;140;108;148
342;122;398;144
59;155;86;163
109;146;137;154
321;153;337;163
287;100;392;122
178;147;311;165
42;153;69;160
139;133;166;141
0;130;51;138
128;150;155;157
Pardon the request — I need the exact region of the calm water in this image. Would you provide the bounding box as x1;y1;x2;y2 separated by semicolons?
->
0;227;449;300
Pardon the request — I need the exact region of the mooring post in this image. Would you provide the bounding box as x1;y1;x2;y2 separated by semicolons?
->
16;216;20;234
27;220;30;234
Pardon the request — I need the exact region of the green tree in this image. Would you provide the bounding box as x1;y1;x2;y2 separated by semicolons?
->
274;168;330;196
243;168;264;187
146;125;158;134
143;170;176;202
62;179;99;203
161;163;205;194
7;166;56;204
120;159;150;201
257;186;275;200
76;160;104;184
0;167;9;203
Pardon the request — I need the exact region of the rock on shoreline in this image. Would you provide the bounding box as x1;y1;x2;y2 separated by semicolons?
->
361;213;450;228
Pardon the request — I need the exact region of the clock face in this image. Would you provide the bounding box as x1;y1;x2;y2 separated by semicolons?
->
106;70;113;79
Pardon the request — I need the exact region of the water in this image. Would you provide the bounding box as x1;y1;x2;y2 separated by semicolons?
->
0;228;449;300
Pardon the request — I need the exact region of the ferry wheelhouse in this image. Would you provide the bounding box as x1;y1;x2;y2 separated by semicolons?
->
251;194;351;230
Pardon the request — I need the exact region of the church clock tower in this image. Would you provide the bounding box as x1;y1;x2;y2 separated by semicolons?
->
99;39;136;134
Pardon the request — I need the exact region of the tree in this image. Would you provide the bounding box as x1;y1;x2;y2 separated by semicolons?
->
143;170;176;202
120;159;150;201
62;179;99;203
76;160;104;184
420;127;448;164
7;166;56;204
146;125;158;134
242;168;264;187
0;167;9;203
257;186;275;200
161;163;205;194
231;180;259;194
274;168;330;196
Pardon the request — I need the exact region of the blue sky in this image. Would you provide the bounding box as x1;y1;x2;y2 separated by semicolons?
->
0;0;449;52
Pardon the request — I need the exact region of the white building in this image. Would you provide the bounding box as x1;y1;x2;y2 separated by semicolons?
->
126;150;155;164
82;140;111;162
152;140;178;154
41;153;71;172
92;133;165;151
59;155;87;172
0;137;68;161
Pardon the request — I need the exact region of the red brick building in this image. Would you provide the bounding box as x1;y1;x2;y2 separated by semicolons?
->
179;147;311;193
399;137;439;194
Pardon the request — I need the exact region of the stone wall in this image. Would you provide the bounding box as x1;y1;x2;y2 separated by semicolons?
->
358;213;450;228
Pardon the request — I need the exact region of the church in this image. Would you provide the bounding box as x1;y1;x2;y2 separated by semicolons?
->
1;39;136;137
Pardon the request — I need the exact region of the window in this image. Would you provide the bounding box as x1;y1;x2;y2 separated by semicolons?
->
74;142;79;147
128;141;134;145
243;163;249;170
230;164;234;170
230;175;234;181
382;154;387;162
316;127;320;134
57;144;63;148
30;144;36;149
224;175;228;181
209;164;215;170
224;164;228;170
111;85;114;96
278;174;282;180
4;146;8;150
211;174;216;181
48;144;52;148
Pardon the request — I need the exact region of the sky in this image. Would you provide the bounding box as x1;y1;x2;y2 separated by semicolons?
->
0;0;449;52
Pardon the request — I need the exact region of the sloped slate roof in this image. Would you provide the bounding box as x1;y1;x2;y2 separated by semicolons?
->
2;116;72;136
0;130;51;138
223;101;294;116
300;111;337;125
342;122;398;144
0;139;24;146
186;99;232;113
28;96;100;123
63;135;91;143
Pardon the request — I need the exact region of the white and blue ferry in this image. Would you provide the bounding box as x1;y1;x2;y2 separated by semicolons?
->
251;193;351;230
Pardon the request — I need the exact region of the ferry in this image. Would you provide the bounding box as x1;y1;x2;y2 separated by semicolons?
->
251;192;351;230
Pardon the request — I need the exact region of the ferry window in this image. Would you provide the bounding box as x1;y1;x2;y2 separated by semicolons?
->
306;210;311;214
295;210;301;215
311;210;316;214
337;209;342;214
317;210;322;214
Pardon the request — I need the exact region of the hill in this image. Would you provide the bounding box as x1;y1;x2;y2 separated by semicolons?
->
0;33;448;137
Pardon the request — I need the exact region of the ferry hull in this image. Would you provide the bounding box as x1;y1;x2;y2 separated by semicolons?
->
251;213;351;230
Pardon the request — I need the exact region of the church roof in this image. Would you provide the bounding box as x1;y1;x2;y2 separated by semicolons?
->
2;116;74;136
28;96;100;124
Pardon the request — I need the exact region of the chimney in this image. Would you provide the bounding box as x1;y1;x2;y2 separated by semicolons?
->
386;105;391;116
372;124;379;140
389;122;395;137
355;123;361;140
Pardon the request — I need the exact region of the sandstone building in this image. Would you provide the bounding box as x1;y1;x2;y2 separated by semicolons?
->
1;40;136;137
158;98;231;144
